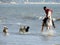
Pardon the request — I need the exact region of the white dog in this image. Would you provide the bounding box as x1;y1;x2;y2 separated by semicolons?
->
19;25;30;33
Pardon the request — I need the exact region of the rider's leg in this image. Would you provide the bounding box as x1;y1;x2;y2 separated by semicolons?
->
41;22;44;32
41;17;48;32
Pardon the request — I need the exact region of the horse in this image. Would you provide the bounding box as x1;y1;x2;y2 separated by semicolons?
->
47;11;56;30
41;14;55;32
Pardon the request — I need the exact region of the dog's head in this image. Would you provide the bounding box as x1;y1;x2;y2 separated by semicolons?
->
27;26;30;29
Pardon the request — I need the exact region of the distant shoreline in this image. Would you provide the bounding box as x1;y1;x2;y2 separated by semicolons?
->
0;1;60;5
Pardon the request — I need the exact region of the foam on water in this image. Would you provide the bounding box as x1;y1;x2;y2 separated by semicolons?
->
41;30;56;36
3;33;9;36
19;32;31;35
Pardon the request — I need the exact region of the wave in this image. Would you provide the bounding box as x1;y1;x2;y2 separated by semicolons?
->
10;2;18;4
52;18;60;21
9;15;60;21
0;1;2;4
20;15;39;20
0;1;18;4
37;16;60;21
55;18;60;21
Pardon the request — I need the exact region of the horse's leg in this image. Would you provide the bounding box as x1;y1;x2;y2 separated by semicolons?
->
46;25;49;30
46;19;51;30
47;19;52;30
47;26;50;30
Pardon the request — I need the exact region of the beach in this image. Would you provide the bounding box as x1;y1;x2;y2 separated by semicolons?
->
0;4;60;45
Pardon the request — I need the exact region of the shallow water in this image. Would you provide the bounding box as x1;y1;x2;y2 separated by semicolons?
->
0;4;60;45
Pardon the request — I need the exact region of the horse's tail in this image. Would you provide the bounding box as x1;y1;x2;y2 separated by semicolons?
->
52;19;55;28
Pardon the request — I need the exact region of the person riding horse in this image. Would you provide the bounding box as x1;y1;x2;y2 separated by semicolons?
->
41;6;55;32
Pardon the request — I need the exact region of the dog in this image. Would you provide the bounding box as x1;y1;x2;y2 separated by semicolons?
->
3;26;8;33
19;26;30;33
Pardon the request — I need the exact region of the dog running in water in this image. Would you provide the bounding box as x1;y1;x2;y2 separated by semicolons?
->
19;26;30;33
3;26;8;33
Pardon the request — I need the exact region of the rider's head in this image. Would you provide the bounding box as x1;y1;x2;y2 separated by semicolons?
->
43;6;46;10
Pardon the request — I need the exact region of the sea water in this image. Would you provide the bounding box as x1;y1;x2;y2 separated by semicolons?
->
0;4;60;45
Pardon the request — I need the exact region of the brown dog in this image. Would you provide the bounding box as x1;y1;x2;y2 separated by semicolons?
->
3;26;8;33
